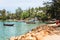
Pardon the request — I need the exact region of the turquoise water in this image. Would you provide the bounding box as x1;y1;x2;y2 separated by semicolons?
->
0;22;45;40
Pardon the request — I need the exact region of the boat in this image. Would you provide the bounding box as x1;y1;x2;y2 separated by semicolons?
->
46;20;56;24
26;22;35;24
26;19;36;24
46;21;55;24
3;24;14;26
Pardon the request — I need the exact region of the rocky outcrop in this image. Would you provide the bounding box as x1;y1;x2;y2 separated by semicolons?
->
10;25;60;40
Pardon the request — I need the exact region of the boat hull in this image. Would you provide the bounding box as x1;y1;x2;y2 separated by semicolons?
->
3;24;14;26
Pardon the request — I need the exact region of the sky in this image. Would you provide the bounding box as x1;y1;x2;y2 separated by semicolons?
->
0;0;52;13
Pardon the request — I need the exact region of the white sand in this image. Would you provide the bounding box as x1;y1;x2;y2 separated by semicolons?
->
44;34;60;40
47;23;57;26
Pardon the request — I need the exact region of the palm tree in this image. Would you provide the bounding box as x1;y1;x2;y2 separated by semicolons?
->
1;9;6;20
16;7;23;20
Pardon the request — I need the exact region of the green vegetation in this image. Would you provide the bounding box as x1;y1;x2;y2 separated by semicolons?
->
0;7;48;21
45;0;60;19
0;0;60;21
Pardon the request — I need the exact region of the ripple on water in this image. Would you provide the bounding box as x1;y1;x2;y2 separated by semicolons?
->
0;22;44;40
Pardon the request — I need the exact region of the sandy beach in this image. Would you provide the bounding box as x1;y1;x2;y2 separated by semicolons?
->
10;25;60;40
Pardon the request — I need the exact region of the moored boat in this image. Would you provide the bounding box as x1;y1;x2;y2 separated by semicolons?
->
26;22;35;24
3;24;14;26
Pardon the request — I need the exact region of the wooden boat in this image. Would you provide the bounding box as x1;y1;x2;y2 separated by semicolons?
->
46;21;56;24
46;19;56;24
3;24;14;26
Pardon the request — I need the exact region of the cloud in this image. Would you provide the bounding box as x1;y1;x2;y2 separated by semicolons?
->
0;0;52;12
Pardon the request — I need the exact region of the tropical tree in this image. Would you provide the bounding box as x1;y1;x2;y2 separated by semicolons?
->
1;9;6;20
45;0;60;19
16;7;23;20
30;8;35;18
22;11;29;19
52;0;60;19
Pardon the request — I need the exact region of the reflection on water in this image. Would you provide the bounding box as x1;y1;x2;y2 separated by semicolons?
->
0;22;45;40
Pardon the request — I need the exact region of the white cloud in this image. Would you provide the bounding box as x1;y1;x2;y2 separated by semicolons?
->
0;0;52;12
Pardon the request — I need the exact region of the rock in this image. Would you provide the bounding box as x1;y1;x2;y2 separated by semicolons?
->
10;36;16;40
10;25;60;40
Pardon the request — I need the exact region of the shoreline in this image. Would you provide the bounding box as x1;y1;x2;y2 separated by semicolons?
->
10;25;60;40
